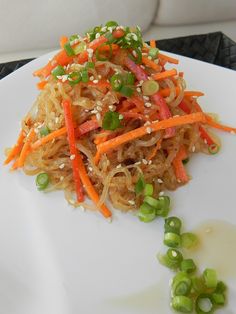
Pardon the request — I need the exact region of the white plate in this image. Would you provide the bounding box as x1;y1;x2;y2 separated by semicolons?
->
0;52;236;314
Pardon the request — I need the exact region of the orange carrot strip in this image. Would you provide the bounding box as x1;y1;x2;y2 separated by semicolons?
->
147;138;163;160
4;129;25;165
37;80;48;90
76;151;112;218
87;80;111;89
152;69;177;81
173;146;189;183
96;113;206;157
158;53;179;64
99;44;119;52
17;129;36;168
184;91;205;97
31;127;67;150
150;40;156;48
205;115;236;134
62;100;84;202
142;56;162;72
159;86;180;97
11;159;19;171
60;36;68;49
94;131;111;145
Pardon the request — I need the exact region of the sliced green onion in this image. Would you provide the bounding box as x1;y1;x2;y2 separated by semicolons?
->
203;269;217;289
192;276;207;294
86;61;95;69
135;176;145;195
81;69;89;83
64;42;75;56
36;173;49;191
215;281;227;293
102;111;121;131
211;293;225;306
171;296;193;313
164;216;182;234
182;158;189;165
196;294;214;314
156;196;170;217
51;65;65;79
158;248;183;269
180;259;197;273
181;232;198;249
105;20;118;28
144;184;153;196
129;48;142;64
172;272;192;296
39;126;50;137
164;232;181;248
148;47;159;59
142;80;159;96
137;203;156;223
119;85;134;97
73;42;86;55
69;34;79;42
208;143;220;155
68;71;81;86
125;72;135;85
110;73;124;91
95;42;112;61
144;196;159;208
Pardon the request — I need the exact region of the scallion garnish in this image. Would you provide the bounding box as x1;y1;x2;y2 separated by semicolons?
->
172;272;192;296
36;173;49;191
144;184;153;196
125;72;135;85
180;259;197;273
105;20;118;28
181;232;198;249
95;42;112;61
73;42;86;55
39;126;50;137
129;47;142;64
195;294;214;314
164;216;182;234
119;85;134;97
203;268;218;289
51;65;65;79
142;80;159;96
135;176;145;195
137;202;156;223
68;71;81;86
148;47;159;59
157;248;183;269
64;42;75;56
164;232;181;248
171;295;193;313
86;61;95;69
110;74;124;91
208;143;220;155
102;111;121;131
81;69;89;83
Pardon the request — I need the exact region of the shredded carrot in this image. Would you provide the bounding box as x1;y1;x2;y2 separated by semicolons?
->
31;127;67;150
62;100;84;202
142;56;162;72
159;86;180;97
184;91;205;97
147;138;163;160
172;146;189;183
199;126;215;146
87;80;111;89
94;130;111;145
129;96;145;113
96;113;207;158
99;44;119;52
60;36;68;49
37;80;48;90
158;53;179;64
4;129;25;165
11;159;19;171
152;69;177;81
150;40;156;48
17;129;36;168
205;115;236;134
76;151;112;218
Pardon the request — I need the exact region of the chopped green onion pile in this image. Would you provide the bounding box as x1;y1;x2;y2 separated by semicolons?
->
102;111;121;131
36;173;49;190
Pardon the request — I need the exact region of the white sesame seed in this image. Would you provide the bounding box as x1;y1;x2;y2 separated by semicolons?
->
87;48;93;55
98;75;102;79
148;56;152;60
230;130;235;135
192;145;196;152
96;101;103;106
108;26;113;33
144;102;152;108
204;139;208;144
60;176;64;181
55;117;59;123
142;159;148;165
142;53;148;56
79;205;85;212
70;154;75;160
85;109;89;112
139;80;144;85
134;161;141;165
34;128;39;134
173;115;180;118
159;191;164;196
59;163;65;169
119;114;124;120
89;75;94;81
96;113;101;120
144;121;151;126
146;127;152;134
157;178;163;184
148;160;152;165
143;96;149;101
132;50;137;57
69;199;76;205
95;33;101;39
140;65;145;69
101;26;107;32
96;106;102;112
128;200;135;205
88;166;93;172
116;164;122;169
91;109;98;114
136;87;141;93
108;105;116;111
177;179;181;183
93;79;98;84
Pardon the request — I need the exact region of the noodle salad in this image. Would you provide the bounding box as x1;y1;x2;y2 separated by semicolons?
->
4;21;236;221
